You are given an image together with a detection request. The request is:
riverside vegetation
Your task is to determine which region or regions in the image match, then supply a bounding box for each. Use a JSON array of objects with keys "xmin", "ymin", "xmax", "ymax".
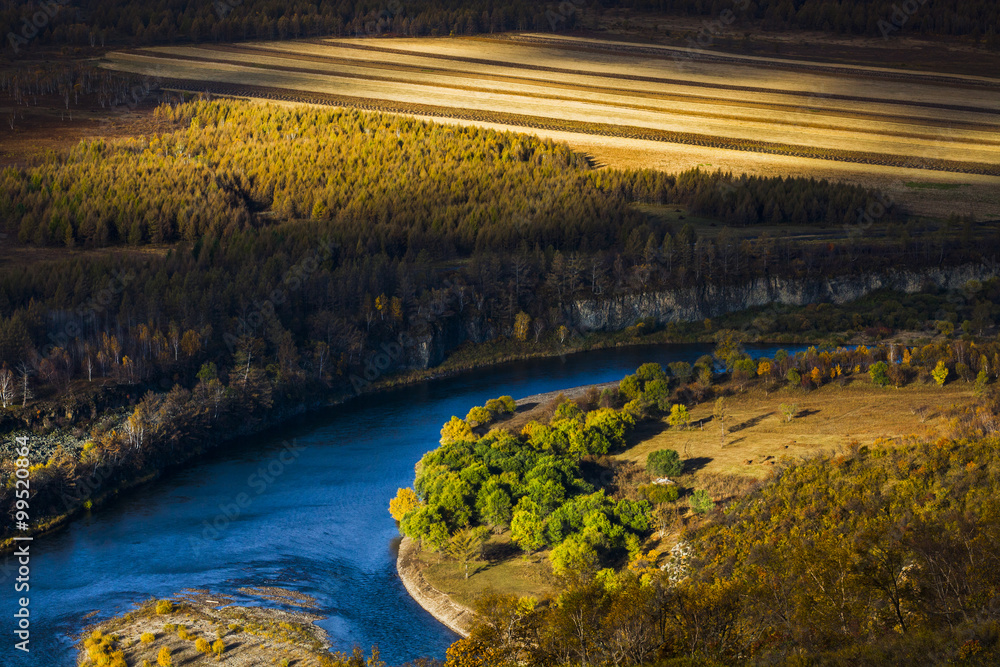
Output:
[
  {"xmin": 75, "ymin": 594, "xmax": 379, "ymax": 667},
  {"xmin": 5, "ymin": 98, "xmax": 994, "ymax": 545},
  {"xmin": 395, "ymin": 333, "xmax": 1000, "ymax": 665}
]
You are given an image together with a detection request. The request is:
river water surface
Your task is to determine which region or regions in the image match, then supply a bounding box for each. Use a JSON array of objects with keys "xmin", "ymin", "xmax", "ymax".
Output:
[{"xmin": 7, "ymin": 343, "xmax": 797, "ymax": 666}]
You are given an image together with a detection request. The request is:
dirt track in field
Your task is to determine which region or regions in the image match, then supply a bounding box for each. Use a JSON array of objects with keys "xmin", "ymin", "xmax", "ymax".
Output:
[{"xmin": 99, "ymin": 34, "xmax": 1000, "ymax": 217}]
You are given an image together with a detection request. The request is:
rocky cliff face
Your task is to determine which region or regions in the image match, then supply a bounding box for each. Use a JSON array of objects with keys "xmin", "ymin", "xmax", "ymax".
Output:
[
  {"xmin": 570, "ymin": 263, "xmax": 997, "ymax": 332},
  {"xmin": 395, "ymin": 263, "xmax": 997, "ymax": 369}
]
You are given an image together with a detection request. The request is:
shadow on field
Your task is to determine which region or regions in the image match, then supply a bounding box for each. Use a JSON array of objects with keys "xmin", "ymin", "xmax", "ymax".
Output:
[
  {"xmin": 730, "ymin": 411, "xmax": 774, "ymax": 433},
  {"xmin": 683, "ymin": 457, "xmax": 712, "ymax": 474}
]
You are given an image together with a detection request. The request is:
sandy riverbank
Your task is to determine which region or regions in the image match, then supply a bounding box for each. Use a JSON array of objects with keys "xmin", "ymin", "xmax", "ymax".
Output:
[
  {"xmin": 396, "ymin": 536, "xmax": 474, "ymax": 638},
  {"xmin": 77, "ymin": 588, "xmax": 333, "ymax": 666}
]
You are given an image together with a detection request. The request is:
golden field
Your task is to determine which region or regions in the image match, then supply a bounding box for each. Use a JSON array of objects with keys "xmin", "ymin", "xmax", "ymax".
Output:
[{"xmin": 100, "ymin": 33, "xmax": 1000, "ymax": 217}]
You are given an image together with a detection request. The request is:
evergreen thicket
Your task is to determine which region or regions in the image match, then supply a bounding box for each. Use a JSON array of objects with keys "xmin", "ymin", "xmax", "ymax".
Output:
[{"xmin": 2, "ymin": 0, "xmax": 996, "ymax": 52}]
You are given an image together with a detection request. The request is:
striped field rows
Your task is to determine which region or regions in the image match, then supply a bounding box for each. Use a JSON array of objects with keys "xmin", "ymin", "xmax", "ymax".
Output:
[{"xmin": 101, "ymin": 34, "xmax": 1000, "ymax": 176}]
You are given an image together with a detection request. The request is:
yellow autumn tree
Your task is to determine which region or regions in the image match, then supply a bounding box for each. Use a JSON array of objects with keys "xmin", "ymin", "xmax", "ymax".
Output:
[
  {"xmin": 440, "ymin": 416, "xmax": 473, "ymax": 444},
  {"xmin": 513, "ymin": 312, "xmax": 531, "ymax": 341},
  {"xmin": 389, "ymin": 487, "xmax": 421, "ymax": 522}
]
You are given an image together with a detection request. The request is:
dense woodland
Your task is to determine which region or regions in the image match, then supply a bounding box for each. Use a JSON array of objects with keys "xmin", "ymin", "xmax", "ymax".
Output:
[
  {"xmin": 2, "ymin": 0, "xmax": 998, "ymax": 54},
  {"xmin": 0, "ymin": 100, "xmax": 903, "ymax": 250},
  {"xmin": 435, "ymin": 344, "xmax": 1000, "ymax": 666},
  {"xmin": 391, "ymin": 393, "xmax": 650, "ymax": 573},
  {"xmin": 0, "ymin": 99, "xmax": 996, "ymax": 540},
  {"xmin": 0, "ymin": 98, "xmax": 948, "ymax": 398}
]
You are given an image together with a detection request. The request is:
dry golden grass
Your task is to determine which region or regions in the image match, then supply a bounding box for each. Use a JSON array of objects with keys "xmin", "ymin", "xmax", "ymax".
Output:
[
  {"xmin": 619, "ymin": 378, "xmax": 974, "ymax": 481},
  {"xmin": 419, "ymin": 379, "xmax": 978, "ymax": 604}
]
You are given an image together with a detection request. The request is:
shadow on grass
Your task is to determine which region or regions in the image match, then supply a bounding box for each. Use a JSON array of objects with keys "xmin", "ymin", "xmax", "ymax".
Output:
[
  {"xmin": 482, "ymin": 539, "xmax": 521, "ymax": 564},
  {"xmin": 626, "ymin": 418, "xmax": 668, "ymax": 446},
  {"xmin": 683, "ymin": 456, "xmax": 712, "ymax": 474},
  {"xmin": 730, "ymin": 411, "xmax": 774, "ymax": 433}
]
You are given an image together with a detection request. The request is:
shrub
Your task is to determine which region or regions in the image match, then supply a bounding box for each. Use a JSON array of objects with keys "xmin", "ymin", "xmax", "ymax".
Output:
[
  {"xmin": 195, "ymin": 637, "xmax": 211, "ymax": 653},
  {"xmin": 176, "ymin": 626, "xmax": 189, "ymax": 640},
  {"xmin": 932, "ymin": 360, "xmax": 949, "ymax": 386},
  {"xmin": 465, "ymin": 405, "xmax": 493, "ymax": 428},
  {"xmin": 975, "ymin": 369, "xmax": 989, "ymax": 395},
  {"xmin": 636, "ymin": 362, "xmax": 666, "ymax": 383},
  {"xmin": 690, "ymin": 489, "xmax": 715, "ymax": 514},
  {"xmin": 780, "ymin": 403, "xmax": 798, "ymax": 422},
  {"xmin": 668, "ymin": 361, "xmax": 693, "ymax": 384},
  {"xmin": 667, "ymin": 404, "xmax": 691, "ymax": 429},
  {"xmin": 212, "ymin": 638, "xmax": 226, "ymax": 658},
  {"xmin": 640, "ymin": 483, "xmax": 679, "ymax": 504},
  {"xmin": 619, "ymin": 374, "xmax": 642, "ymax": 401},
  {"xmin": 388, "ymin": 487, "xmax": 421, "ymax": 522},
  {"xmin": 647, "ymin": 449, "xmax": 683, "ymax": 477},
  {"xmin": 786, "ymin": 368, "xmax": 801, "ymax": 386},
  {"xmin": 869, "ymin": 361, "xmax": 890, "ymax": 387},
  {"xmin": 157, "ymin": 646, "xmax": 173, "ymax": 667},
  {"xmin": 485, "ymin": 396, "xmax": 516, "ymax": 416},
  {"xmin": 140, "ymin": 632, "xmax": 155, "ymax": 644},
  {"xmin": 440, "ymin": 416, "xmax": 473, "ymax": 444},
  {"xmin": 549, "ymin": 534, "xmax": 599, "ymax": 577},
  {"xmin": 553, "ymin": 400, "xmax": 582, "ymax": 422},
  {"xmin": 154, "ymin": 600, "xmax": 173, "ymax": 615},
  {"xmin": 162, "ymin": 624, "xmax": 176, "ymax": 633}
]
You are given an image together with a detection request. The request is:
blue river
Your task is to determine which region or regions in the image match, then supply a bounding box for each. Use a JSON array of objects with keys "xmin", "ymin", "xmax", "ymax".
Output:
[{"xmin": 4, "ymin": 342, "xmax": 799, "ymax": 665}]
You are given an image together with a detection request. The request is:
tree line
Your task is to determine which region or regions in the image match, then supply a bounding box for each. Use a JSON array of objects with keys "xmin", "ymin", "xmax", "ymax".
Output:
[{"xmin": 2, "ymin": 0, "xmax": 997, "ymax": 55}]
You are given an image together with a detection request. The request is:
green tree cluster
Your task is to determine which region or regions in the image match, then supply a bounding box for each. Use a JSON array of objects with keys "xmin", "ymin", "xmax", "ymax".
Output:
[{"xmin": 393, "ymin": 394, "xmax": 649, "ymax": 571}]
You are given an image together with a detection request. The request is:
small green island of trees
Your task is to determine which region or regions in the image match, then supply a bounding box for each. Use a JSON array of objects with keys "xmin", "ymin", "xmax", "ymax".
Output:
[{"xmin": 391, "ymin": 390, "xmax": 654, "ymax": 576}]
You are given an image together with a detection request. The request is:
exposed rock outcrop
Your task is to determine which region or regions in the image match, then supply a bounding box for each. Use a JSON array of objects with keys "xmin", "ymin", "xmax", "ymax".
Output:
[{"xmin": 570, "ymin": 263, "xmax": 996, "ymax": 332}]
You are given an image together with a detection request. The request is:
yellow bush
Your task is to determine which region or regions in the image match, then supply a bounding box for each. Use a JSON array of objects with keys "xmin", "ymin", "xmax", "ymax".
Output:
[
  {"xmin": 157, "ymin": 646, "xmax": 173, "ymax": 667},
  {"xmin": 140, "ymin": 632, "xmax": 155, "ymax": 643},
  {"xmin": 388, "ymin": 487, "xmax": 420, "ymax": 521},
  {"xmin": 154, "ymin": 599, "xmax": 173, "ymax": 615},
  {"xmin": 195, "ymin": 637, "xmax": 211, "ymax": 653},
  {"xmin": 212, "ymin": 638, "xmax": 226, "ymax": 658}
]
